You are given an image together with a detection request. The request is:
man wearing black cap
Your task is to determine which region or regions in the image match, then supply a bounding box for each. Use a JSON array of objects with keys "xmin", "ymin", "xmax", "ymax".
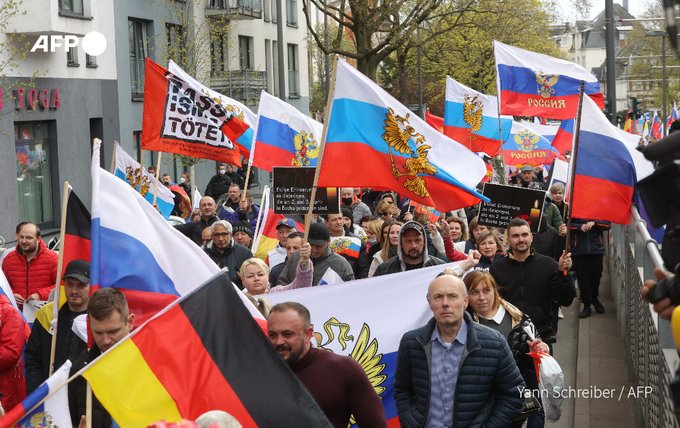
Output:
[
  {"xmin": 25, "ymin": 259, "xmax": 90, "ymax": 393},
  {"xmin": 232, "ymin": 221, "xmax": 253, "ymax": 249},
  {"xmin": 277, "ymin": 223, "xmax": 355, "ymax": 287}
]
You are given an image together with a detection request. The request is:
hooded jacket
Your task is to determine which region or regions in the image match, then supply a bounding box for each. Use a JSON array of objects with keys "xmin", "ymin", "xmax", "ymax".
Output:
[
  {"xmin": 373, "ymin": 221, "xmax": 446, "ymax": 277},
  {"xmin": 2, "ymin": 239, "xmax": 58, "ymax": 301}
]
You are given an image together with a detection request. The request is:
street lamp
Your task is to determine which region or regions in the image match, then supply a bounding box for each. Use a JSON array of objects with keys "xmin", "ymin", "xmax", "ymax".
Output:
[{"xmin": 646, "ymin": 30, "xmax": 667, "ymax": 136}]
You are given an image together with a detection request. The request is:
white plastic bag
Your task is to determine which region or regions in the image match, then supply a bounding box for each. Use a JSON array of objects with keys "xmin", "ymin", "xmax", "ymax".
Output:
[{"xmin": 536, "ymin": 353, "xmax": 565, "ymax": 422}]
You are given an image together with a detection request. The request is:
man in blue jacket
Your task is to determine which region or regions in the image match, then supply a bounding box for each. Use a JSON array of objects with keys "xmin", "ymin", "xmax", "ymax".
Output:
[{"xmin": 394, "ymin": 269, "xmax": 524, "ymax": 427}]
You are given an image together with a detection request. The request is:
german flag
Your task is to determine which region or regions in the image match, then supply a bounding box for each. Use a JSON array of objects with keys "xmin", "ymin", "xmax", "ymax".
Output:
[
  {"xmin": 81, "ymin": 272, "xmax": 331, "ymax": 428},
  {"xmin": 62, "ymin": 189, "xmax": 91, "ymax": 275}
]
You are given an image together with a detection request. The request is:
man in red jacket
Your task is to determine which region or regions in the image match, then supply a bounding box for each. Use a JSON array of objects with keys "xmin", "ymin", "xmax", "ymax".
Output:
[
  {"xmin": 1, "ymin": 223, "xmax": 57, "ymax": 307},
  {"xmin": 0, "ymin": 293, "xmax": 26, "ymax": 411}
]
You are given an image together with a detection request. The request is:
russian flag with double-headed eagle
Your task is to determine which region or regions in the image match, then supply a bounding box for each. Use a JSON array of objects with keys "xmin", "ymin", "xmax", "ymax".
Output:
[
  {"xmin": 319, "ymin": 60, "xmax": 488, "ymax": 212},
  {"xmin": 503, "ymin": 121, "xmax": 560, "ymax": 166},
  {"xmin": 444, "ymin": 76, "xmax": 512, "ymax": 155},
  {"xmin": 494, "ymin": 40, "xmax": 604, "ymax": 119}
]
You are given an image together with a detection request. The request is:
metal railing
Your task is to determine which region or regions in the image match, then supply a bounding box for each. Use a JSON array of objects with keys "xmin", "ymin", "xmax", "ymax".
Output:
[
  {"xmin": 609, "ymin": 207, "xmax": 679, "ymax": 427},
  {"xmin": 210, "ymin": 70, "xmax": 266, "ymax": 106}
]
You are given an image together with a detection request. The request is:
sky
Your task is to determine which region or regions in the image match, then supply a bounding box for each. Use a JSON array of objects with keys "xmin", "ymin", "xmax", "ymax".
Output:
[{"xmin": 554, "ymin": 0, "xmax": 651, "ymax": 23}]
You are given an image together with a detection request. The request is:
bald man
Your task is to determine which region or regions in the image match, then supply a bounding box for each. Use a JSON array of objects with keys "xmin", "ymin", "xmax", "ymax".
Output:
[
  {"xmin": 394, "ymin": 270, "xmax": 524, "ymax": 428},
  {"xmin": 174, "ymin": 196, "xmax": 219, "ymax": 246}
]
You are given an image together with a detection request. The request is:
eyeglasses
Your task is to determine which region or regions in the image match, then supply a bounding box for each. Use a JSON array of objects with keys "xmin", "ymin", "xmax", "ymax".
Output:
[{"xmin": 213, "ymin": 232, "xmax": 232, "ymax": 238}]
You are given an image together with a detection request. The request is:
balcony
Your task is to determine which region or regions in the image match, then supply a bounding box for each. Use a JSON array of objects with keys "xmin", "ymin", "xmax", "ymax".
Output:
[
  {"xmin": 206, "ymin": 0, "xmax": 262, "ymax": 20},
  {"xmin": 210, "ymin": 70, "xmax": 267, "ymax": 106}
]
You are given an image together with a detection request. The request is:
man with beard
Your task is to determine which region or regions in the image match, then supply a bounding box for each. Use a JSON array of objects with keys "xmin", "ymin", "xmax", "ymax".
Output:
[
  {"xmin": 373, "ymin": 221, "xmax": 479, "ymax": 277},
  {"xmin": 490, "ymin": 218, "xmax": 575, "ymax": 349},
  {"xmin": 267, "ymin": 302, "xmax": 386, "ymax": 428},
  {"xmin": 2, "ymin": 222, "xmax": 58, "ymax": 306}
]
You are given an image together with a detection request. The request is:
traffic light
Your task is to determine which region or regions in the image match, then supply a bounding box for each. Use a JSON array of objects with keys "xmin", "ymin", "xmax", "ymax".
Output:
[
  {"xmin": 628, "ymin": 97, "xmax": 644, "ymax": 119},
  {"xmin": 603, "ymin": 99, "xmax": 612, "ymax": 120}
]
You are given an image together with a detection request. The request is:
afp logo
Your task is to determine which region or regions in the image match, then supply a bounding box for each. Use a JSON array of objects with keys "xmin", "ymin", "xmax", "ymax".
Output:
[{"xmin": 30, "ymin": 31, "xmax": 107, "ymax": 56}]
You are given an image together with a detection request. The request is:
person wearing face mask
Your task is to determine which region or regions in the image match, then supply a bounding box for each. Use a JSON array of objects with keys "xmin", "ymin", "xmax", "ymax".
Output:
[
  {"xmin": 204, "ymin": 164, "xmax": 232, "ymax": 199},
  {"xmin": 178, "ymin": 172, "xmax": 191, "ymax": 196},
  {"xmin": 339, "ymin": 187, "xmax": 371, "ymax": 225}
]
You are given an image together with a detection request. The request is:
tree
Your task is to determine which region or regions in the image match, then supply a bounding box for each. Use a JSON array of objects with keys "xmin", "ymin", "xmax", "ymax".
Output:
[{"xmin": 303, "ymin": 0, "xmax": 480, "ymax": 80}]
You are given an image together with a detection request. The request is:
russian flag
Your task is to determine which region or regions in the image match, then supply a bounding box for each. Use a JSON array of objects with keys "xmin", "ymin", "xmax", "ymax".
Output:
[
  {"xmin": 169, "ymin": 60, "xmax": 256, "ymax": 158},
  {"xmin": 320, "ymin": 60, "xmax": 489, "ymax": 212},
  {"xmin": 444, "ymin": 76, "xmax": 512, "ymax": 155},
  {"xmin": 91, "ymin": 140, "xmax": 265, "ymax": 326},
  {"xmin": 667, "ymin": 101, "xmax": 679, "ymax": 129},
  {"xmin": 251, "ymin": 91, "xmax": 324, "ymax": 171},
  {"xmin": 552, "ymin": 119, "xmax": 574, "ymax": 155},
  {"xmin": 113, "ymin": 142, "xmax": 175, "ymax": 219},
  {"xmin": 330, "ymin": 236, "xmax": 361, "ymax": 259},
  {"xmin": 521, "ymin": 121, "xmax": 560, "ymax": 143},
  {"xmin": 425, "ymin": 109, "xmax": 444, "ymax": 133},
  {"xmin": 494, "ymin": 40, "xmax": 604, "ymax": 119},
  {"xmin": 266, "ymin": 262, "xmax": 469, "ymax": 427},
  {"xmin": 572, "ymin": 95, "xmax": 655, "ymax": 224},
  {"xmin": 1, "ymin": 361, "xmax": 72, "ymax": 427},
  {"xmin": 503, "ymin": 121, "xmax": 560, "ymax": 166},
  {"xmin": 652, "ymin": 110, "xmax": 662, "ymax": 139}
]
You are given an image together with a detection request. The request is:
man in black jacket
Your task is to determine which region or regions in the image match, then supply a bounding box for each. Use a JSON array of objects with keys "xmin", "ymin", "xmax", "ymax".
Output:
[
  {"xmin": 204, "ymin": 220, "xmax": 253, "ymax": 288},
  {"xmin": 204, "ymin": 164, "xmax": 231, "ymax": 199},
  {"xmin": 394, "ymin": 271, "xmax": 524, "ymax": 427},
  {"xmin": 25, "ymin": 259, "xmax": 90, "ymax": 393},
  {"xmin": 175, "ymin": 196, "xmax": 219, "ymax": 245},
  {"xmin": 69, "ymin": 288, "xmax": 134, "ymax": 427},
  {"xmin": 490, "ymin": 219, "xmax": 575, "ymax": 344}
]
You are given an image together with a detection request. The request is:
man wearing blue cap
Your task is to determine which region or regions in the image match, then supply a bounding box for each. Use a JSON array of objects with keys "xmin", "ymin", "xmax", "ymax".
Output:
[{"xmin": 267, "ymin": 218, "xmax": 298, "ymax": 269}]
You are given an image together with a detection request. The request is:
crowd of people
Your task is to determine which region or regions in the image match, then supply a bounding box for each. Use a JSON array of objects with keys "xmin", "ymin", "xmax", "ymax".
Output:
[{"xmin": 0, "ymin": 162, "xmax": 613, "ymax": 427}]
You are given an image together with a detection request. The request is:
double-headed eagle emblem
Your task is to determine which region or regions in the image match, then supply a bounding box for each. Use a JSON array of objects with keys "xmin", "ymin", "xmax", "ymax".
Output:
[
  {"xmin": 514, "ymin": 129, "xmax": 540, "ymax": 152},
  {"xmin": 382, "ymin": 107, "xmax": 437, "ymax": 198},
  {"xmin": 291, "ymin": 130, "xmax": 319, "ymax": 166},
  {"xmin": 535, "ymin": 72, "xmax": 559, "ymax": 98},
  {"xmin": 19, "ymin": 411, "xmax": 55, "ymax": 428},
  {"xmin": 314, "ymin": 317, "xmax": 387, "ymax": 417},
  {"xmin": 463, "ymin": 94, "xmax": 483, "ymax": 140},
  {"xmin": 125, "ymin": 166, "xmax": 151, "ymax": 196}
]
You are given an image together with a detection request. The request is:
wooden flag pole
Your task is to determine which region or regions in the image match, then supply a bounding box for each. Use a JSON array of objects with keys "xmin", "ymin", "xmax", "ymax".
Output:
[
  {"xmin": 563, "ymin": 81, "xmax": 586, "ymax": 274},
  {"xmin": 85, "ymin": 382, "xmax": 93, "ymax": 428},
  {"xmin": 109, "ymin": 140, "xmax": 118, "ymax": 174},
  {"xmin": 152, "ymin": 152, "xmax": 163, "ymax": 208},
  {"xmin": 251, "ymin": 188, "xmax": 268, "ymax": 253},
  {"xmin": 304, "ymin": 55, "xmax": 339, "ymax": 241},
  {"xmin": 48, "ymin": 181, "xmax": 70, "ymax": 377}
]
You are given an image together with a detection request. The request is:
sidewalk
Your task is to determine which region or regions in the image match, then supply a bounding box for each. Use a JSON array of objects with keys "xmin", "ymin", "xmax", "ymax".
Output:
[{"xmin": 550, "ymin": 261, "xmax": 636, "ymax": 427}]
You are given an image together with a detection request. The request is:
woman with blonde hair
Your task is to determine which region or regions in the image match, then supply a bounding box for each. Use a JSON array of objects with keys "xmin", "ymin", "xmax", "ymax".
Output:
[
  {"xmin": 463, "ymin": 270, "xmax": 549, "ymax": 427},
  {"xmin": 368, "ymin": 221, "xmax": 403, "ymax": 277}
]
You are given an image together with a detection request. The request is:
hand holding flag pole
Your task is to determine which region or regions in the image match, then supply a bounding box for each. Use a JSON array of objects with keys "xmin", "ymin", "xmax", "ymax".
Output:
[
  {"xmin": 563, "ymin": 81, "xmax": 585, "ymax": 276},
  {"xmin": 304, "ymin": 55, "xmax": 338, "ymax": 240}
]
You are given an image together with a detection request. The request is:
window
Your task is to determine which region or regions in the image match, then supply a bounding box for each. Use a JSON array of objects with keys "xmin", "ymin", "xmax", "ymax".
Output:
[
  {"xmin": 86, "ymin": 53, "xmax": 97, "ymax": 68},
  {"xmin": 60, "ymin": 0, "xmax": 83, "ymax": 15},
  {"xmin": 263, "ymin": 0, "xmax": 270, "ymax": 21},
  {"xmin": 211, "ymin": 34, "xmax": 228, "ymax": 76},
  {"xmin": 287, "ymin": 43, "xmax": 299, "ymax": 97},
  {"xmin": 286, "ymin": 0, "xmax": 297, "ymax": 26},
  {"xmin": 265, "ymin": 39, "xmax": 272, "ymax": 92},
  {"xmin": 166, "ymin": 23, "xmax": 186, "ymax": 66},
  {"xmin": 272, "ymin": 0, "xmax": 277, "ymax": 23},
  {"xmin": 67, "ymin": 45, "xmax": 79, "ymax": 67},
  {"xmin": 129, "ymin": 19, "xmax": 149, "ymax": 99},
  {"xmin": 239, "ymin": 36, "xmax": 254, "ymax": 70},
  {"xmin": 15, "ymin": 122, "xmax": 54, "ymax": 226},
  {"xmin": 273, "ymin": 40, "xmax": 279, "ymax": 96}
]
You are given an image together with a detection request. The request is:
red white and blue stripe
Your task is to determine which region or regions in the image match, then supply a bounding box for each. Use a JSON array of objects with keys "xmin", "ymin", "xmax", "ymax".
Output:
[
  {"xmin": 91, "ymin": 141, "xmax": 265, "ymax": 325},
  {"xmin": 168, "ymin": 60, "xmax": 256, "ymax": 158},
  {"xmin": 494, "ymin": 40, "xmax": 603, "ymax": 119},
  {"xmin": 320, "ymin": 60, "xmax": 488, "ymax": 212},
  {"xmin": 572, "ymin": 95, "xmax": 655, "ymax": 224},
  {"xmin": 503, "ymin": 121, "xmax": 560, "ymax": 166},
  {"xmin": 251, "ymin": 91, "xmax": 324, "ymax": 171},
  {"xmin": 444, "ymin": 77, "xmax": 512, "ymax": 155},
  {"xmin": 1, "ymin": 361, "xmax": 72, "ymax": 427},
  {"xmin": 552, "ymin": 119, "xmax": 575, "ymax": 155}
]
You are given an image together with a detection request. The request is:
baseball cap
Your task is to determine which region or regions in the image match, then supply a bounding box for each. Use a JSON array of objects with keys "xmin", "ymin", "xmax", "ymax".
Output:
[
  {"xmin": 63, "ymin": 259, "xmax": 90, "ymax": 284},
  {"xmin": 276, "ymin": 218, "xmax": 297, "ymax": 230},
  {"xmin": 520, "ymin": 165, "xmax": 534, "ymax": 173},
  {"xmin": 308, "ymin": 223, "xmax": 330, "ymax": 246}
]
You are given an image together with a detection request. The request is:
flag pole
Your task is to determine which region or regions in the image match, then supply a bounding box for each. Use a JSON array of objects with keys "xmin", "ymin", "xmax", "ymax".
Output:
[
  {"xmin": 152, "ymin": 152, "xmax": 163, "ymax": 208},
  {"xmin": 85, "ymin": 382, "xmax": 93, "ymax": 428},
  {"xmin": 109, "ymin": 141, "xmax": 118, "ymax": 174},
  {"xmin": 303, "ymin": 55, "xmax": 338, "ymax": 240},
  {"xmin": 251, "ymin": 187, "xmax": 268, "ymax": 253},
  {"xmin": 48, "ymin": 181, "xmax": 70, "ymax": 377},
  {"xmin": 563, "ymin": 81, "xmax": 585, "ymax": 273}
]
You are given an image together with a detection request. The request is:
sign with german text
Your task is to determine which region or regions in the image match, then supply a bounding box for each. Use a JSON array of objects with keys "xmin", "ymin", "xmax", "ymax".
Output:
[
  {"xmin": 478, "ymin": 183, "xmax": 544, "ymax": 233},
  {"xmin": 273, "ymin": 167, "xmax": 339, "ymax": 215}
]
